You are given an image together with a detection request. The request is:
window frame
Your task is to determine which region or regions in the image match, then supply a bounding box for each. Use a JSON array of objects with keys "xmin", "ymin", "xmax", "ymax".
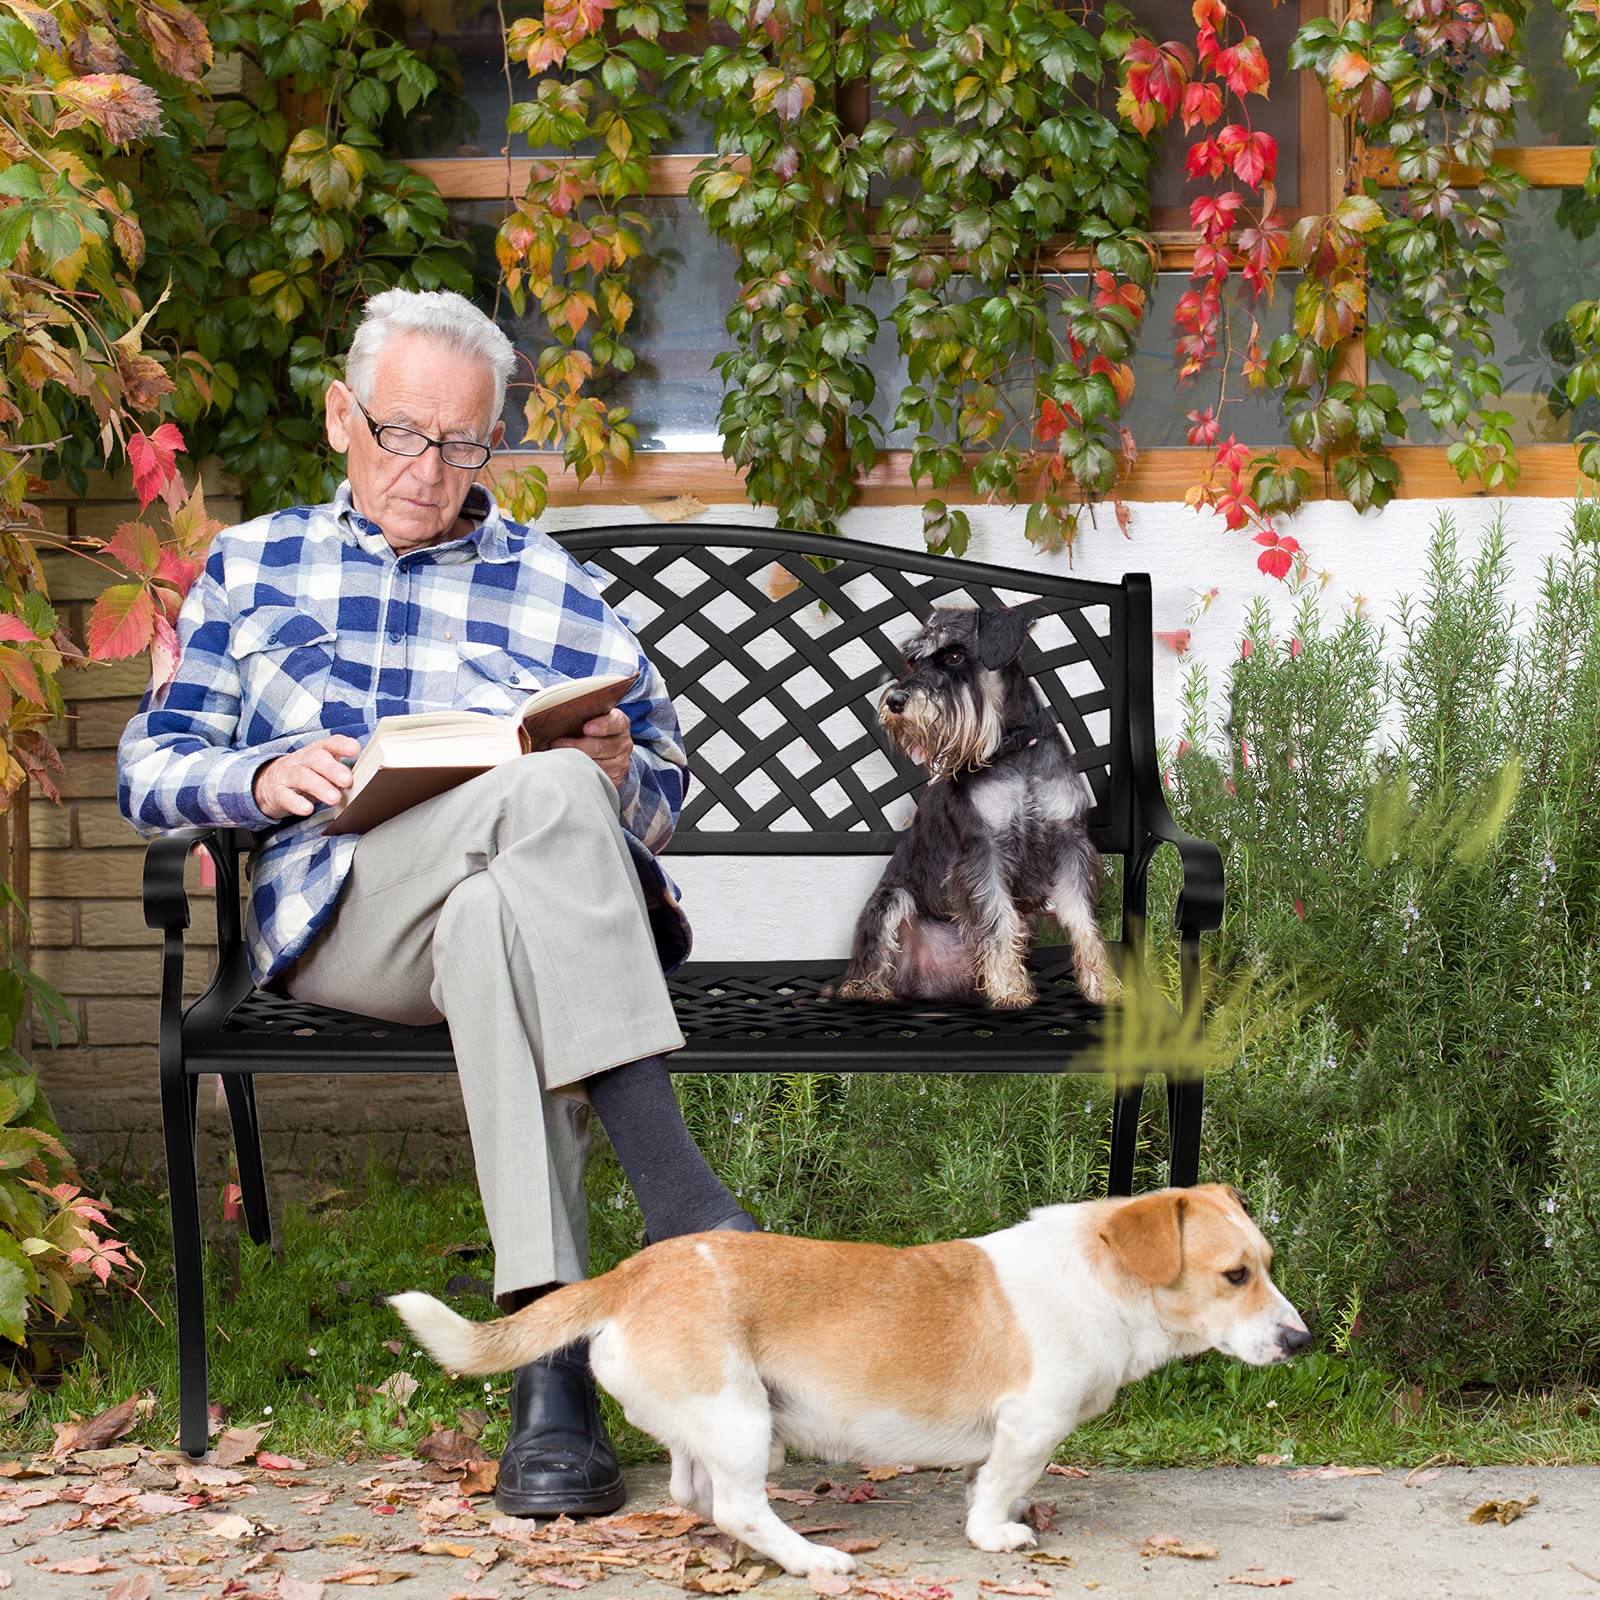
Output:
[{"xmin": 405, "ymin": 6, "xmax": 1591, "ymax": 506}]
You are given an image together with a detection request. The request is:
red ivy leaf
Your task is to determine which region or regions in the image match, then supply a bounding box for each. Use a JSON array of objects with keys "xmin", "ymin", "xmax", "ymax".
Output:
[
  {"xmin": 1155, "ymin": 629, "xmax": 1192, "ymax": 657},
  {"xmin": 0, "ymin": 613, "xmax": 41, "ymax": 645},
  {"xmin": 1233, "ymin": 130, "xmax": 1278, "ymax": 188},
  {"xmin": 150, "ymin": 610, "xmax": 181, "ymax": 694},
  {"xmin": 1217, "ymin": 36, "xmax": 1270, "ymax": 96},
  {"xmin": 86, "ymin": 582, "xmax": 158, "ymax": 661},
  {"xmin": 105, "ymin": 519, "xmax": 163, "ymax": 579},
  {"xmin": 127, "ymin": 423, "xmax": 185, "ymax": 510},
  {"xmin": 1181, "ymin": 80, "xmax": 1224, "ymax": 130}
]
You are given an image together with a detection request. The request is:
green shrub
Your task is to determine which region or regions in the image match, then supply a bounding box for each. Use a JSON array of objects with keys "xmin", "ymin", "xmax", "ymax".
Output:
[{"xmin": 1165, "ymin": 508, "xmax": 1600, "ymax": 1384}]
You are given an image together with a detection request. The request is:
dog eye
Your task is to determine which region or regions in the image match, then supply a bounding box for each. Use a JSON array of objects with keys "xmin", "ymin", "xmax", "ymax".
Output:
[
  {"xmin": 1223, "ymin": 1266, "xmax": 1250, "ymax": 1286},
  {"xmin": 943, "ymin": 648, "xmax": 965, "ymax": 665}
]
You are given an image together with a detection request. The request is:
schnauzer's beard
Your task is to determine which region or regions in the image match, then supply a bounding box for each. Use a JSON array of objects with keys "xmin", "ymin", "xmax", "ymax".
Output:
[{"xmin": 880, "ymin": 673, "xmax": 1006, "ymax": 779}]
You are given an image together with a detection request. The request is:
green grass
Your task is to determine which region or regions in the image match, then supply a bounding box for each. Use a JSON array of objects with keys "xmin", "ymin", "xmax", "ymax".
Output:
[{"xmin": 6, "ymin": 1151, "xmax": 1598, "ymax": 1468}]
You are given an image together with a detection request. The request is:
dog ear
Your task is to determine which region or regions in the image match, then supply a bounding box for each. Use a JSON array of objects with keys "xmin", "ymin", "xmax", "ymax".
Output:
[
  {"xmin": 975, "ymin": 604, "xmax": 1038, "ymax": 670},
  {"xmin": 1099, "ymin": 1191, "xmax": 1187, "ymax": 1286}
]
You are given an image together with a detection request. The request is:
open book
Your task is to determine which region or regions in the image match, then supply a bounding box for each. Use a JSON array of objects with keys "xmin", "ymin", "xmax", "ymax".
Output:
[{"xmin": 324, "ymin": 670, "xmax": 639, "ymax": 836}]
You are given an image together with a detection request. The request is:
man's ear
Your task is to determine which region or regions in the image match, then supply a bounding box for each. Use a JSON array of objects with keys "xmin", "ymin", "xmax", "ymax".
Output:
[
  {"xmin": 325, "ymin": 380, "xmax": 353, "ymax": 454},
  {"xmin": 1099, "ymin": 1191, "xmax": 1187, "ymax": 1286},
  {"xmin": 975, "ymin": 604, "xmax": 1037, "ymax": 670}
]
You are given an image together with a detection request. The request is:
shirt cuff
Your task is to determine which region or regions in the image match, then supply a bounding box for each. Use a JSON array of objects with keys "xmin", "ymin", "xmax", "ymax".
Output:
[{"xmin": 206, "ymin": 749, "xmax": 281, "ymax": 831}]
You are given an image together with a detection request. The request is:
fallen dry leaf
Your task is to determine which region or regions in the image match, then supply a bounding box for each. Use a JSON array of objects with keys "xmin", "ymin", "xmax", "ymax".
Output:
[
  {"xmin": 199, "ymin": 1511, "xmax": 259, "ymax": 1540},
  {"xmin": 1404, "ymin": 1468, "xmax": 1443, "ymax": 1488},
  {"xmin": 1285, "ymin": 1465, "xmax": 1382, "ymax": 1482},
  {"xmin": 457, "ymin": 1460, "xmax": 498, "ymax": 1498},
  {"xmin": 1027, "ymin": 1553, "xmax": 1077, "ymax": 1568},
  {"xmin": 531, "ymin": 1569, "xmax": 593, "ymax": 1590},
  {"xmin": 278, "ymin": 1577, "xmax": 327, "ymax": 1600},
  {"xmin": 108, "ymin": 1577, "xmax": 155, "ymax": 1600},
  {"xmin": 979, "ymin": 1583, "xmax": 1052, "ymax": 1596},
  {"xmin": 644, "ymin": 495, "xmax": 710, "ymax": 523},
  {"xmin": 422, "ymin": 1541, "xmax": 479, "ymax": 1559},
  {"xmin": 1255, "ymin": 1453, "xmax": 1289, "ymax": 1466},
  {"xmin": 417, "ymin": 1428, "xmax": 492, "ymax": 1468},
  {"xmin": 596, "ymin": 1509, "xmax": 701, "ymax": 1538},
  {"xmin": 809, "ymin": 1576, "xmax": 851, "ymax": 1597},
  {"xmin": 1227, "ymin": 1576, "xmax": 1294, "ymax": 1587},
  {"xmin": 258, "ymin": 1452, "xmax": 308, "ymax": 1472},
  {"xmin": 40, "ymin": 1555, "xmax": 121, "ymax": 1573},
  {"xmin": 323, "ymin": 1566, "xmax": 415, "ymax": 1585},
  {"xmin": 377, "ymin": 1373, "xmax": 420, "ymax": 1409},
  {"xmin": 213, "ymin": 1422, "xmax": 272, "ymax": 1468},
  {"xmin": 1044, "ymin": 1464, "xmax": 1089, "ymax": 1479},
  {"xmin": 768, "ymin": 1487, "xmax": 820, "ymax": 1505},
  {"xmin": 1023, "ymin": 1500, "xmax": 1057, "ymax": 1534},
  {"xmin": 827, "ymin": 1537, "xmax": 882, "ymax": 1555},
  {"xmin": 133, "ymin": 1492, "xmax": 194, "ymax": 1515},
  {"xmin": 50, "ymin": 1395, "xmax": 139, "ymax": 1459},
  {"xmin": 1141, "ymin": 1534, "xmax": 1219, "ymax": 1560},
  {"xmin": 1469, "ymin": 1492, "xmax": 1539, "ymax": 1526},
  {"xmin": 861, "ymin": 1463, "xmax": 917, "ymax": 1482},
  {"xmin": 446, "ymin": 1589, "xmax": 500, "ymax": 1600}
]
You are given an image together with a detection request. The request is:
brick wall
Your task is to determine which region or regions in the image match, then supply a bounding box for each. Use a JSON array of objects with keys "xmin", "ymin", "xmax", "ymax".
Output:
[{"xmin": 30, "ymin": 469, "xmax": 471, "ymax": 1185}]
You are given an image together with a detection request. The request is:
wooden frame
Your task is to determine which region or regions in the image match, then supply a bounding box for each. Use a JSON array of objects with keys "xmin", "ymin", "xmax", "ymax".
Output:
[{"xmin": 407, "ymin": 5, "xmax": 1593, "ymax": 505}]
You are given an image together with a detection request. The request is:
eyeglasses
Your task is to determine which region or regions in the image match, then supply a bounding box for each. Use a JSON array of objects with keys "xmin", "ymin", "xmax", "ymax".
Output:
[{"xmin": 351, "ymin": 395, "xmax": 493, "ymax": 470}]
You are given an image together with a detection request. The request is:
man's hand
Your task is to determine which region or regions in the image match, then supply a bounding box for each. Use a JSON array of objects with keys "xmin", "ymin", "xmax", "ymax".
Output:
[
  {"xmin": 254, "ymin": 735, "xmax": 362, "ymax": 820},
  {"xmin": 551, "ymin": 708, "xmax": 633, "ymax": 790}
]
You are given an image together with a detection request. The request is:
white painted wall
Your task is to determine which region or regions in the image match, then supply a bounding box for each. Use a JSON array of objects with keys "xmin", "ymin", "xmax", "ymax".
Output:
[{"xmin": 536, "ymin": 496, "xmax": 1580, "ymax": 960}]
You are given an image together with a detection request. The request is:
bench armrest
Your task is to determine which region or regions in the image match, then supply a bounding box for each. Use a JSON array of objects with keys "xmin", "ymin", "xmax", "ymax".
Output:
[
  {"xmin": 143, "ymin": 827, "xmax": 255, "ymax": 936},
  {"xmin": 1136, "ymin": 780, "xmax": 1225, "ymax": 937}
]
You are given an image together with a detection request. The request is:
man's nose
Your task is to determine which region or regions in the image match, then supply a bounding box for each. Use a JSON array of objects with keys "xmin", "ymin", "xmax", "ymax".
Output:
[{"xmin": 885, "ymin": 689, "xmax": 909, "ymax": 713}]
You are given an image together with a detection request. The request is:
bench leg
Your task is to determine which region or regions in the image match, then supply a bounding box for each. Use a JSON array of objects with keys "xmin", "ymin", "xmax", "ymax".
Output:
[
  {"xmin": 1166, "ymin": 1076, "xmax": 1203, "ymax": 1189},
  {"xmin": 1108, "ymin": 1079, "xmax": 1142, "ymax": 1197},
  {"xmin": 160, "ymin": 1061, "xmax": 209, "ymax": 1459},
  {"xmin": 1166, "ymin": 930, "xmax": 1205, "ymax": 1188},
  {"xmin": 221, "ymin": 1074, "xmax": 272, "ymax": 1247}
]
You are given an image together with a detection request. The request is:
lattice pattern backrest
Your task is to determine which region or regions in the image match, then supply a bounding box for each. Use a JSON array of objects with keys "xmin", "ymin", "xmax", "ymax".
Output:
[{"xmin": 559, "ymin": 528, "xmax": 1133, "ymax": 855}]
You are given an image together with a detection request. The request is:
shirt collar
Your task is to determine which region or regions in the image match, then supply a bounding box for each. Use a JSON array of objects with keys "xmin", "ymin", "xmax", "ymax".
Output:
[{"xmin": 332, "ymin": 480, "xmax": 515, "ymax": 563}]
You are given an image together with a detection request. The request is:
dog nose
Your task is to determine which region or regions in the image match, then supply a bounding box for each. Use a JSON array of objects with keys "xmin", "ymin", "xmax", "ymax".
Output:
[
  {"xmin": 1279, "ymin": 1324, "xmax": 1312, "ymax": 1357},
  {"xmin": 885, "ymin": 689, "xmax": 909, "ymax": 713}
]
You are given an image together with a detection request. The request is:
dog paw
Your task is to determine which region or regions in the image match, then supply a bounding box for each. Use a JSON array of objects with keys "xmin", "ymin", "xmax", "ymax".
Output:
[
  {"xmin": 837, "ymin": 977, "xmax": 893, "ymax": 1002},
  {"xmin": 967, "ymin": 1520, "xmax": 1038, "ymax": 1553},
  {"xmin": 795, "ymin": 1545, "xmax": 857, "ymax": 1578},
  {"xmin": 1078, "ymin": 967, "xmax": 1121, "ymax": 1005},
  {"xmin": 987, "ymin": 982, "xmax": 1037, "ymax": 1010}
]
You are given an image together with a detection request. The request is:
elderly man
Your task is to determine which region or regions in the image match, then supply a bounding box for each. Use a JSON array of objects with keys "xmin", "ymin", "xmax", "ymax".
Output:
[{"xmin": 119, "ymin": 288, "xmax": 753, "ymax": 1517}]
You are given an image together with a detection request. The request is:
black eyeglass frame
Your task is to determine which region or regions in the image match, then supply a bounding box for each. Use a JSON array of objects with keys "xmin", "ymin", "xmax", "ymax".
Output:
[{"xmin": 350, "ymin": 395, "xmax": 494, "ymax": 470}]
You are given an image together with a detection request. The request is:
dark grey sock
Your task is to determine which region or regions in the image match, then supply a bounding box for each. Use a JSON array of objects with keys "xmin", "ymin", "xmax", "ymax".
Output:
[{"xmin": 584, "ymin": 1054, "xmax": 746, "ymax": 1241}]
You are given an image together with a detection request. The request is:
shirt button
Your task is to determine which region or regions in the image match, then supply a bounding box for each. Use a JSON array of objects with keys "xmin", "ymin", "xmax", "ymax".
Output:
[{"xmin": 388, "ymin": 629, "xmax": 402, "ymax": 643}]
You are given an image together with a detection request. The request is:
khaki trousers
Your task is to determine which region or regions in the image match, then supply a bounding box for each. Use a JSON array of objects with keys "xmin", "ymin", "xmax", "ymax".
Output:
[{"xmin": 284, "ymin": 750, "xmax": 686, "ymax": 1296}]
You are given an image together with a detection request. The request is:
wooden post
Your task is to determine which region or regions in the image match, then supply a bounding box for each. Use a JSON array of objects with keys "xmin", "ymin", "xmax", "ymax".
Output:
[{"xmin": 1, "ymin": 790, "xmax": 31, "ymax": 1059}]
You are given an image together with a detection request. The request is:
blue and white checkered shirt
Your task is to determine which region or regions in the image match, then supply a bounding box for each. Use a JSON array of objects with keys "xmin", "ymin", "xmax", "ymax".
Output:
[{"xmin": 118, "ymin": 482, "xmax": 691, "ymax": 986}]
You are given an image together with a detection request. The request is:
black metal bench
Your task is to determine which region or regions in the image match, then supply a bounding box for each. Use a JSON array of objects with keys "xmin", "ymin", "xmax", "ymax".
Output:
[{"xmin": 143, "ymin": 526, "xmax": 1223, "ymax": 1457}]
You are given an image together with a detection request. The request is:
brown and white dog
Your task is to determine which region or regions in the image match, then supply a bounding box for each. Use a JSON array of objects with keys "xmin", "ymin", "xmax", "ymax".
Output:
[{"xmin": 392, "ymin": 1185, "xmax": 1309, "ymax": 1577}]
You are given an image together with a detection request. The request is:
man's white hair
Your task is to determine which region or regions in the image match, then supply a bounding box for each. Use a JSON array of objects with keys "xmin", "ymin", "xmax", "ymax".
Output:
[{"xmin": 345, "ymin": 289, "xmax": 517, "ymax": 435}]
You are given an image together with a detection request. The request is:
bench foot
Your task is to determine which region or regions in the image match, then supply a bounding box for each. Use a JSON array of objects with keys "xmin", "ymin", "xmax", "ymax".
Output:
[{"xmin": 160, "ymin": 1064, "xmax": 209, "ymax": 1459}]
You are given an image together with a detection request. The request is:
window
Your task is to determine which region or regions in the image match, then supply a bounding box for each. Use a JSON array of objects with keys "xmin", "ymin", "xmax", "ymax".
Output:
[{"xmin": 401, "ymin": 0, "xmax": 1587, "ymax": 501}]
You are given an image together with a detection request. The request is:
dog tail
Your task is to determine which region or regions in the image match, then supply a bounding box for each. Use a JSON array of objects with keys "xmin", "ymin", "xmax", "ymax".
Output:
[{"xmin": 389, "ymin": 1277, "xmax": 620, "ymax": 1377}]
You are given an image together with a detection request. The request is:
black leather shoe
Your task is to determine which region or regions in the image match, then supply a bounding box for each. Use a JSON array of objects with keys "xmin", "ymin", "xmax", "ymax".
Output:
[{"xmin": 494, "ymin": 1340, "xmax": 625, "ymax": 1518}]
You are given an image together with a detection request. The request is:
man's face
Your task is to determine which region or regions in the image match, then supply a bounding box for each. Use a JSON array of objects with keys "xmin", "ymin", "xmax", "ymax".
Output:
[{"xmin": 325, "ymin": 331, "xmax": 507, "ymax": 553}]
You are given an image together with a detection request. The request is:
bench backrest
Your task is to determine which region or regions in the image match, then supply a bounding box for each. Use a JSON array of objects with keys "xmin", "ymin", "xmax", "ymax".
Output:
[{"xmin": 559, "ymin": 526, "xmax": 1157, "ymax": 861}]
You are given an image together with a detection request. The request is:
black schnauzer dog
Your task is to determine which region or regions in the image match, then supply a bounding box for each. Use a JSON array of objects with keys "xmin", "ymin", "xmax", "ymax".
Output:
[{"xmin": 836, "ymin": 604, "xmax": 1115, "ymax": 1009}]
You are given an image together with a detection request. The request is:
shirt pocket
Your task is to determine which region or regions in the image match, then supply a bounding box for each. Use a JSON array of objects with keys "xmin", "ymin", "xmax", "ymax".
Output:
[
  {"xmin": 454, "ymin": 640, "xmax": 548, "ymax": 714},
  {"xmin": 231, "ymin": 607, "xmax": 337, "ymax": 740}
]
